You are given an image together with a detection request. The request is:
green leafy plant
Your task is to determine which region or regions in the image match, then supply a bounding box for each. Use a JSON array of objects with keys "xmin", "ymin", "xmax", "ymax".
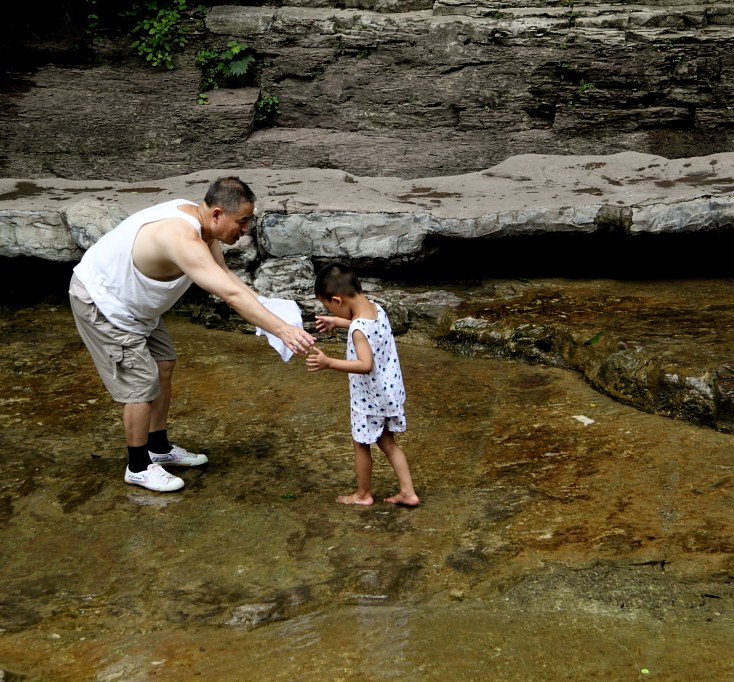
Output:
[
  {"xmin": 578, "ymin": 80, "xmax": 596, "ymax": 94},
  {"xmin": 130, "ymin": 0, "xmax": 190, "ymax": 70},
  {"xmin": 583, "ymin": 331, "xmax": 605, "ymax": 346},
  {"xmin": 562, "ymin": 0, "xmax": 578, "ymax": 27},
  {"xmin": 556, "ymin": 61, "xmax": 572, "ymax": 80},
  {"xmin": 254, "ymin": 94, "xmax": 281, "ymax": 128},
  {"xmin": 195, "ymin": 40, "xmax": 256, "ymax": 93},
  {"xmin": 85, "ymin": 0, "xmax": 100, "ymax": 33},
  {"xmin": 75, "ymin": 0, "xmax": 103, "ymax": 48}
]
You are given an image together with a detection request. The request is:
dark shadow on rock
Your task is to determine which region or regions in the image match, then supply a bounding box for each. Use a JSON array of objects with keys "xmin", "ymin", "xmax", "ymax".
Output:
[
  {"xmin": 379, "ymin": 231, "xmax": 734, "ymax": 283},
  {"xmin": 0, "ymin": 257, "xmax": 76, "ymax": 307}
]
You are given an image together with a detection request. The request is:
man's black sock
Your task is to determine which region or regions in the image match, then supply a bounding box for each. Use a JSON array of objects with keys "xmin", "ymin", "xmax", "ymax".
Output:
[
  {"xmin": 127, "ymin": 444, "xmax": 152, "ymax": 473},
  {"xmin": 148, "ymin": 429, "xmax": 172, "ymax": 454}
]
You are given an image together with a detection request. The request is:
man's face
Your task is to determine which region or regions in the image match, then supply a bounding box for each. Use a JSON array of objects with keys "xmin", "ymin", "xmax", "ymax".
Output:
[{"xmin": 214, "ymin": 202, "xmax": 255, "ymax": 245}]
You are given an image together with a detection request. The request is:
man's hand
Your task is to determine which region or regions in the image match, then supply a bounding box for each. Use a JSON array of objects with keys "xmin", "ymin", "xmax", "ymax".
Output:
[
  {"xmin": 279, "ymin": 325, "xmax": 316, "ymax": 356},
  {"xmin": 306, "ymin": 346, "xmax": 331, "ymax": 372}
]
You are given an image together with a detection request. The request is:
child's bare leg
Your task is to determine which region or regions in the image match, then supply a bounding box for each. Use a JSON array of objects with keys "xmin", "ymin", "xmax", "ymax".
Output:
[
  {"xmin": 377, "ymin": 430, "xmax": 420, "ymax": 506},
  {"xmin": 337, "ymin": 441, "xmax": 374, "ymax": 506}
]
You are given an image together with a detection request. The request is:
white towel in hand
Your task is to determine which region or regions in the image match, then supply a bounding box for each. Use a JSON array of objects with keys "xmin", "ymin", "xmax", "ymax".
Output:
[{"xmin": 256, "ymin": 296, "xmax": 304, "ymax": 362}]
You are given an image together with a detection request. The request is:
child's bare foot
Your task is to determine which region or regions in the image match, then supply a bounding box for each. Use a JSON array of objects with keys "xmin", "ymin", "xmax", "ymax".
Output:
[
  {"xmin": 337, "ymin": 493, "xmax": 374, "ymax": 506},
  {"xmin": 384, "ymin": 492, "xmax": 420, "ymax": 507}
]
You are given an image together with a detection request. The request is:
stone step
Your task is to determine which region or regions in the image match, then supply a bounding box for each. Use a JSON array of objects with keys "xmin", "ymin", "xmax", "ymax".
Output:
[
  {"xmin": 209, "ymin": 3, "xmax": 734, "ymax": 25},
  {"xmin": 457, "ymin": 0, "xmax": 725, "ymax": 4},
  {"xmin": 207, "ymin": 6, "xmax": 734, "ymax": 52},
  {"xmin": 435, "ymin": 3, "xmax": 734, "ymax": 22},
  {"xmin": 441, "ymin": 0, "xmax": 730, "ymax": 11},
  {"xmin": 3, "ymin": 150, "xmax": 733, "ymax": 260},
  {"xmin": 281, "ymin": 0, "xmax": 433, "ymax": 11},
  {"xmin": 203, "ymin": 86, "xmax": 260, "ymax": 111},
  {"xmin": 276, "ymin": 0, "xmax": 728, "ymax": 12}
]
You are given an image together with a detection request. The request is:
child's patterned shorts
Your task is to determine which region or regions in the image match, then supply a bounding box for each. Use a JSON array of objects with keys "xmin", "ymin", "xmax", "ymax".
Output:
[{"xmin": 351, "ymin": 410, "xmax": 406, "ymax": 444}]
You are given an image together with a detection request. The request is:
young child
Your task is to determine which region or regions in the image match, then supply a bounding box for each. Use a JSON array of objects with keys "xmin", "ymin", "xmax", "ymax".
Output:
[{"xmin": 306, "ymin": 263, "xmax": 420, "ymax": 507}]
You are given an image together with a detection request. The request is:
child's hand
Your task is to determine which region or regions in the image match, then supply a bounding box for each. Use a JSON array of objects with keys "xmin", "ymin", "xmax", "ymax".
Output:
[
  {"xmin": 315, "ymin": 315, "xmax": 338, "ymax": 334},
  {"xmin": 306, "ymin": 346, "xmax": 330, "ymax": 372}
]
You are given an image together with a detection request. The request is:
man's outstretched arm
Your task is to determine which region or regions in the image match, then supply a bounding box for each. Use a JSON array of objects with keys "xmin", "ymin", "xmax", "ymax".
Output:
[{"xmin": 169, "ymin": 225, "xmax": 315, "ymax": 353}]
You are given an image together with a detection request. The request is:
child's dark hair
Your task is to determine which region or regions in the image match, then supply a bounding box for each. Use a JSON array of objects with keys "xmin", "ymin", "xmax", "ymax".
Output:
[{"xmin": 314, "ymin": 262, "xmax": 363, "ymax": 300}]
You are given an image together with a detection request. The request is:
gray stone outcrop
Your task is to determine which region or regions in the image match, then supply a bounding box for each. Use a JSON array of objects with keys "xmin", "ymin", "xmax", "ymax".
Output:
[
  {"xmin": 66, "ymin": 199, "xmax": 130, "ymax": 251},
  {"xmin": 1, "ymin": 151, "xmax": 732, "ymax": 266},
  {"xmin": 0, "ymin": 210, "xmax": 80, "ymax": 262}
]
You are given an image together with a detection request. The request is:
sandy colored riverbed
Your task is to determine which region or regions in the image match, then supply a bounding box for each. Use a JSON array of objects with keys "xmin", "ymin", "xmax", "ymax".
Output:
[{"xmin": 0, "ymin": 297, "xmax": 732, "ymax": 681}]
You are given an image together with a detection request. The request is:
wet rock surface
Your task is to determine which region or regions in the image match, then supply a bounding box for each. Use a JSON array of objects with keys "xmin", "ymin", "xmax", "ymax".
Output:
[
  {"xmin": 0, "ymin": 290, "xmax": 732, "ymax": 680},
  {"xmin": 433, "ymin": 278, "xmax": 734, "ymax": 431}
]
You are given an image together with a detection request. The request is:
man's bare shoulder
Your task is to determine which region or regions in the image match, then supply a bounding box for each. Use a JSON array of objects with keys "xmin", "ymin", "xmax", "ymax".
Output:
[
  {"xmin": 139, "ymin": 202, "xmax": 200, "ymax": 233},
  {"xmin": 134, "ymin": 217, "xmax": 207, "ymax": 280},
  {"xmin": 148, "ymin": 214, "xmax": 201, "ymax": 233},
  {"xmin": 137, "ymin": 215, "xmax": 203, "ymax": 249}
]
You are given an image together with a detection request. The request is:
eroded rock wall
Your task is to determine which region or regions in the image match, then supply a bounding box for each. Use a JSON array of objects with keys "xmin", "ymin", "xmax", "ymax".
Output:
[
  {"xmin": 207, "ymin": 1, "xmax": 734, "ymax": 177},
  {"xmin": 1, "ymin": 3, "xmax": 732, "ymax": 182},
  {"xmin": 0, "ymin": 55, "xmax": 258, "ymax": 182}
]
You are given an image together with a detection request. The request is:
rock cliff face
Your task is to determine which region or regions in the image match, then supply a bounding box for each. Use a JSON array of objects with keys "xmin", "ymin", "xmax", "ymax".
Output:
[
  {"xmin": 207, "ymin": 1, "xmax": 734, "ymax": 177},
  {"xmin": 1, "ymin": 2, "xmax": 732, "ymax": 181}
]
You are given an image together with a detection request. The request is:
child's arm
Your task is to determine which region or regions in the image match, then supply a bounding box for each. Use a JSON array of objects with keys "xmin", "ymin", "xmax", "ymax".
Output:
[
  {"xmin": 306, "ymin": 330, "xmax": 373, "ymax": 374},
  {"xmin": 315, "ymin": 314, "xmax": 351, "ymax": 333}
]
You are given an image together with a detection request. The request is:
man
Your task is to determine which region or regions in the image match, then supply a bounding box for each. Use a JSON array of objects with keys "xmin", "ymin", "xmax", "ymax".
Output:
[{"xmin": 69, "ymin": 176, "xmax": 315, "ymax": 492}]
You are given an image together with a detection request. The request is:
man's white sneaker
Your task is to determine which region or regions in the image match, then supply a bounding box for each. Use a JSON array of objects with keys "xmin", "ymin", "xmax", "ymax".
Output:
[
  {"xmin": 124, "ymin": 464, "xmax": 184, "ymax": 492},
  {"xmin": 149, "ymin": 444, "xmax": 208, "ymax": 467}
]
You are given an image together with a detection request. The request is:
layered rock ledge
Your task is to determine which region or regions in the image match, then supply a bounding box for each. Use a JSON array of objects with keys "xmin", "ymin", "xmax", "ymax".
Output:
[{"xmin": 2, "ymin": 151, "xmax": 733, "ymax": 263}]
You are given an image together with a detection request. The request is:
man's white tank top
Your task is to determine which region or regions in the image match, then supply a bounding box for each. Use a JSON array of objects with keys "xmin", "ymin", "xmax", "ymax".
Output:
[{"xmin": 73, "ymin": 199, "xmax": 201, "ymax": 335}]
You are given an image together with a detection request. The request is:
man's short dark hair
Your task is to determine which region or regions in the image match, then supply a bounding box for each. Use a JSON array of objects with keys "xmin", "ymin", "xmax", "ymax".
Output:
[
  {"xmin": 204, "ymin": 177, "xmax": 256, "ymax": 213},
  {"xmin": 314, "ymin": 262, "xmax": 363, "ymax": 300}
]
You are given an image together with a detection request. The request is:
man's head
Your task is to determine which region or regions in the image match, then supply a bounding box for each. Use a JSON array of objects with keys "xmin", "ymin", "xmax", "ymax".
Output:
[
  {"xmin": 203, "ymin": 177, "xmax": 257, "ymax": 244},
  {"xmin": 205, "ymin": 177, "xmax": 256, "ymax": 212}
]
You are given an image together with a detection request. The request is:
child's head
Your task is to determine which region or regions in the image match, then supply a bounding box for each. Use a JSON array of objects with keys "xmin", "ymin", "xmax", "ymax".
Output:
[{"xmin": 314, "ymin": 262, "xmax": 363, "ymax": 303}]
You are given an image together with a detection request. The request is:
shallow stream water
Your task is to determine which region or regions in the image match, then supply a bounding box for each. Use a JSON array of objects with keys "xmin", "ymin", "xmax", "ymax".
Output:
[{"xmin": 0, "ymin": 295, "xmax": 732, "ymax": 681}]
